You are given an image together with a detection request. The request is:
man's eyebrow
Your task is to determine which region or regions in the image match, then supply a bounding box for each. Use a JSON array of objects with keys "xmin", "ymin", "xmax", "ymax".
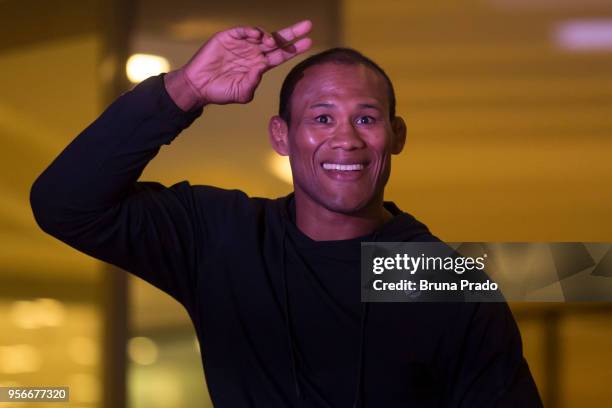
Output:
[
  {"xmin": 309, "ymin": 102, "xmax": 335, "ymax": 109},
  {"xmin": 357, "ymin": 103, "xmax": 382, "ymax": 110}
]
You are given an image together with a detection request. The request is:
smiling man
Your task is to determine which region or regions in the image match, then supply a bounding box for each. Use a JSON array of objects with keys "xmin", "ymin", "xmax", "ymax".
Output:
[
  {"xmin": 268, "ymin": 58, "xmax": 405, "ymax": 241},
  {"xmin": 270, "ymin": 58, "xmax": 406, "ymax": 240},
  {"xmin": 30, "ymin": 20, "xmax": 542, "ymax": 407}
]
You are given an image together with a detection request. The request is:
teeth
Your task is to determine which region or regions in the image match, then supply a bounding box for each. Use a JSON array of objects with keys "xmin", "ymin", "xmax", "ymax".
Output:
[{"xmin": 322, "ymin": 163, "xmax": 364, "ymax": 171}]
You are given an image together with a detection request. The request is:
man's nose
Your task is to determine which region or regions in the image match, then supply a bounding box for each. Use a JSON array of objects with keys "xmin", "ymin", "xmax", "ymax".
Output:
[{"xmin": 329, "ymin": 121, "xmax": 366, "ymax": 150}]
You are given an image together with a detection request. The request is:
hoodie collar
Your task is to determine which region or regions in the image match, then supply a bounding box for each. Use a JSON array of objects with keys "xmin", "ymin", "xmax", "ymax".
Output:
[{"xmin": 280, "ymin": 192, "xmax": 431, "ymax": 245}]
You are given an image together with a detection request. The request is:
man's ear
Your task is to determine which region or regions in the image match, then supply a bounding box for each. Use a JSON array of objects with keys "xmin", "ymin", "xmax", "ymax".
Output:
[
  {"xmin": 268, "ymin": 115, "xmax": 289, "ymax": 156},
  {"xmin": 391, "ymin": 116, "xmax": 407, "ymax": 155}
]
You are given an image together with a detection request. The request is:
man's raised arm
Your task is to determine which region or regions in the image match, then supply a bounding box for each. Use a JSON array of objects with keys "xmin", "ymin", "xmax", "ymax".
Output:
[{"xmin": 29, "ymin": 21, "xmax": 312, "ymax": 307}]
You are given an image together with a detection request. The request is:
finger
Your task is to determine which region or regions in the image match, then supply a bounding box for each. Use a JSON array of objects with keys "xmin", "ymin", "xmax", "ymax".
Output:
[
  {"xmin": 227, "ymin": 26, "xmax": 264, "ymax": 40},
  {"xmin": 259, "ymin": 19, "xmax": 311, "ymax": 53},
  {"xmin": 258, "ymin": 31, "xmax": 277, "ymax": 52},
  {"xmin": 265, "ymin": 37, "xmax": 312, "ymax": 67},
  {"xmin": 272, "ymin": 20, "xmax": 312, "ymax": 45}
]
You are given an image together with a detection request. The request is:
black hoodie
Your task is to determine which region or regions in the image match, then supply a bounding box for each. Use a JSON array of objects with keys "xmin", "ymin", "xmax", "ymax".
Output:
[{"xmin": 30, "ymin": 74, "xmax": 542, "ymax": 407}]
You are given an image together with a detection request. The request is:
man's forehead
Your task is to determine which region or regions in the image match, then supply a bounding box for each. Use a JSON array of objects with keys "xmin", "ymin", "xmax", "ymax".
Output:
[{"xmin": 293, "ymin": 63, "xmax": 388, "ymax": 103}]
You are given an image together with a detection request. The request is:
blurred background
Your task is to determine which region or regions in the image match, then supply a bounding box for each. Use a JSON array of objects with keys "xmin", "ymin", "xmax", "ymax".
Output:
[{"xmin": 1, "ymin": 0, "xmax": 612, "ymax": 406}]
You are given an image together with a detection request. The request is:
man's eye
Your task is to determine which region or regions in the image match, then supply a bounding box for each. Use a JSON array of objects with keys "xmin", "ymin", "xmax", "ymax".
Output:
[
  {"xmin": 315, "ymin": 115, "xmax": 331, "ymax": 124},
  {"xmin": 356, "ymin": 116, "xmax": 375, "ymax": 125}
]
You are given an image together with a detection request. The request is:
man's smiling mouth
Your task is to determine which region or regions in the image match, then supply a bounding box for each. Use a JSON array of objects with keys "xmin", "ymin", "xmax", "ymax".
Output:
[{"xmin": 321, "ymin": 162, "xmax": 366, "ymax": 171}]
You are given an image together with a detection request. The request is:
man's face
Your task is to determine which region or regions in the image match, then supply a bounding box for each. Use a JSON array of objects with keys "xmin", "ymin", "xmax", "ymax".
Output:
[{"xmin": 279, "ymin": 63, "xmax": 405, "ymax": 215}]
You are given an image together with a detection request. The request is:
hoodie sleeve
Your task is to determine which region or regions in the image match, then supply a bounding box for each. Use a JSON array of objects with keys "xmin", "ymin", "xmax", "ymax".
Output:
[
  {"xmin": 29, "ymin": 74, "xmax": 205, "ymax": 310},
  {"xmin": 441, "ymin": 301, "xmax": 543, "ymax": 407}
]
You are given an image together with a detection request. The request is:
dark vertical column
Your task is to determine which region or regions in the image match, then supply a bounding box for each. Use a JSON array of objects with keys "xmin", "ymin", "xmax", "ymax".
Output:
[
  {"xmin": 97, "ymin": 1, "xmax": 134, "ymax": 407},
  {"xmin": 98, "ymin": 0, "xmax": 134, "ymax": 103},
  {"xmin": 100, "ymin": 266, "xmax": 129, "ymax": 408},
  {"xmin": 542, "ymin": 310, "xmax": 561, "ymax": 408},
  {"xmin": 329, "ymin": 0, "xmax": 342, "ymax": 47}
]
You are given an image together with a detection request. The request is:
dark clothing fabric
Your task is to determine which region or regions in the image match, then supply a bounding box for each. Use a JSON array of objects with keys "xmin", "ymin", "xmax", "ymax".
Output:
[{"xmin": 30, "ymin": 74, "xmax": 542, "ymax": 407}]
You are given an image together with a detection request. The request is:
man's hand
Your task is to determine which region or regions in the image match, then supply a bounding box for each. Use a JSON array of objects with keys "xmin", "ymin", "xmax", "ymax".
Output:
[{"xmin": 165, "ymin": 20, "xmax": 312, "ymax": 111}]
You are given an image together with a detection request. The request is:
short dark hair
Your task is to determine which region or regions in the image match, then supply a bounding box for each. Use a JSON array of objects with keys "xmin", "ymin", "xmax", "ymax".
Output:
[{"xmin": 278, "ymin": 47, "xmax": 396, "ymax": 126}]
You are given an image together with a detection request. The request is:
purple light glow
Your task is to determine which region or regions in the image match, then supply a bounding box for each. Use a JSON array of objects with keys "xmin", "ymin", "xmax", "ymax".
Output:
[{"xmin": 555, "ymin": 19, "xmax": 612, "ymax": 51}]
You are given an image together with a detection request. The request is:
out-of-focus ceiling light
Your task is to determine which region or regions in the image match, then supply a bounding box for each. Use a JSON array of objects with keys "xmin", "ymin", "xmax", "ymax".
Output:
[
  {"xmin": 126, "ymin": 54, "xmax": 170, "ymax": 83},
  {"xmin": 268, "ymin": 152, "xmax": 293, "ymax": 185},
  {"xmin": 489, "ymin": 0, "xmax": 609, "ymax": 11},
  {"xmin": 35, "ymin": 298, "xmax": 65, "ymax": 326},
  {"xmin": 9, "ymin": 298, "xmax": 65, "ymax": 329},
  {"xmin": 127, "ymin": 336, "xmax": 159, "ymax": 365},
  {"xmin": 554, "ymin": 19, "xmax": 612, "ymax": 51}
]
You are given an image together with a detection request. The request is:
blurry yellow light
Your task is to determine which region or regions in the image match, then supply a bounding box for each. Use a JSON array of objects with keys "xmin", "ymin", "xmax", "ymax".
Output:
[
  {"xmin": 0, "ymin": 345, "xmax": 41, "ymax": 374},
  {"xmin": 126, "ymin": 54, "xmax": 170, "ymax": 83},
  {"xmin": 268, "ymin": 152, "xmax": 293, "ymax": 185},
  {"xmin": 128, "ymin": 336, "xmax": 159, "ymax": 365},
  {"xmin": 9, "ymin": 298, "xmax": 65, "ymax": 329},
  {"xmin": 10, "ymin": 300, "xmax": 38, "ymax": 329},
  {"xmin": 35, "ymin": 298, "xmax": 65, "ymax": 327}
]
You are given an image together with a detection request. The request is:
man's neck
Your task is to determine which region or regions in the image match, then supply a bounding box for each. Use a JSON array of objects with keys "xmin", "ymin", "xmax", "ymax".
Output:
[{"xmin": 294, "ymin": 194, "xmax": 393, "ymax": 241}]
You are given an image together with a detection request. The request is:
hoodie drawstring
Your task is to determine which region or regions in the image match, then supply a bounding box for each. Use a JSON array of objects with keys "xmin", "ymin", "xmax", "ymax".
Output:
[
  {"xmin": 352, "ymin": 301, "xmax": 369, "ymax": 408},
  {"xmin": 352, "ymin": 230, "xmax": 378, "ymax": 408}
]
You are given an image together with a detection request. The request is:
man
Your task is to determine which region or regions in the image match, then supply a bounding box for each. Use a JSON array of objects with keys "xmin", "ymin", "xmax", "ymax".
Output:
[{"xmin": 30, "ymin": 20, "xmax": 542, "ymax": 407}]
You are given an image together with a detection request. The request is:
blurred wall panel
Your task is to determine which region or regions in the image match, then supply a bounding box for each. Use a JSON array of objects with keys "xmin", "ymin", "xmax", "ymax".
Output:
[
  {"xmin": 342, "ymin": 0, "xmax": 612, "ymax": 242},
  {"xmin": 0, "ymin": 0, "xmax": 132, "ymax": 407}
]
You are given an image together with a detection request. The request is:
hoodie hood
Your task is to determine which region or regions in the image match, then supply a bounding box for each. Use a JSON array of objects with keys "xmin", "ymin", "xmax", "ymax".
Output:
[{"xmin": 375, "ymin": 200, "xmax": 435, "ymax": 242}]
